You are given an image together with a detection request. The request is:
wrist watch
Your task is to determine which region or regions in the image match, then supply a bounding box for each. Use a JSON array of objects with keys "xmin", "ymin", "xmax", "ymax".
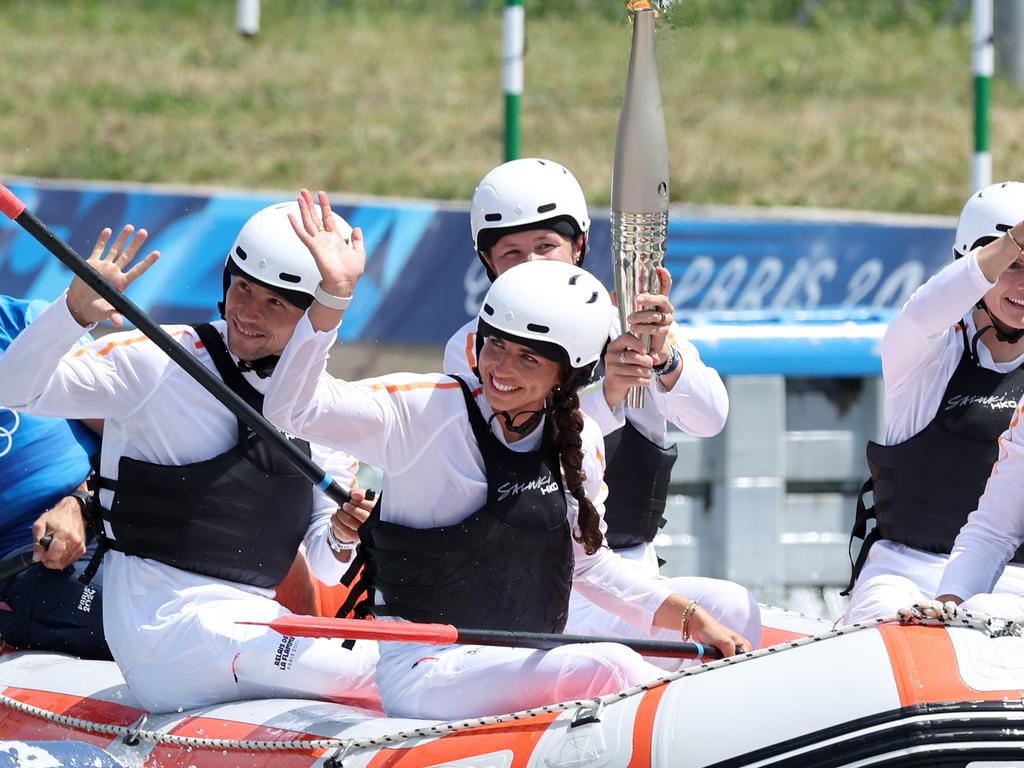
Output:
[{"xmin": 67, "ymin": 489, "xmax": 97, "ymax": 526}]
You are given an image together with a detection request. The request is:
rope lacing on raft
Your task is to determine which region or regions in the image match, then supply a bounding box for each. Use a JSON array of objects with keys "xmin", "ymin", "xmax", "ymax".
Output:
[{"xmin": 0, "ymin": 606, "xmax": 1011, "ymax": 758}]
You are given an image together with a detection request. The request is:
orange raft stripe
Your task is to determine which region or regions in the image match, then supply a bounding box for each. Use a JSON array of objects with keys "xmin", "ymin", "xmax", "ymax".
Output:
[
  {"xmin": 0, "ymin": 687, "xmax": 144, "ymax": 746},
  {"xmin": 878, "ymin": 623, "xmax": 1024, "ymax": 706},
  {"xmin": 366, "ymin": 712, "xmax": 559, "ymax": 768},
  {"xmin": 629, "ymin": 683, "xmax": 670, "ymax": 768},
  {"xmin": 146, "ymin": 715, "xmax": 328, "ymax": 768},
  {"xmin": 760, "ymin": 626, "xmax": 812, "ymax": 647}
]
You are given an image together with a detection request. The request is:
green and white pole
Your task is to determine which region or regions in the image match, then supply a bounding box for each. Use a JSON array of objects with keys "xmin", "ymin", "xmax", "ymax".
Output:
[
  {"xmin": 503, "ymin": 0, "xmax": 524, "ymax": 161},
  {"xmin": 972, "ymin": 0, "xmax": 993, "ymax": 192}
]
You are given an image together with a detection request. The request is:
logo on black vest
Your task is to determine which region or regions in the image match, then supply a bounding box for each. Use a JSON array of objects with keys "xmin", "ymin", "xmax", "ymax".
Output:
[
  {"xmin": 944, "ymin": 394, "xmax": 1019, "ymax": 412},
  {"xmin": 496, "ymin": 473, "xmax": 559, "ymax": 501}
]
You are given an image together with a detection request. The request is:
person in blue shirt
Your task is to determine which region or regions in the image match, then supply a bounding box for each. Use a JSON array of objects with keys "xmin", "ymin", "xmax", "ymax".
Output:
[{"xmin": 0, "ymin": 294, "xmax": 109, "ymax": 658}]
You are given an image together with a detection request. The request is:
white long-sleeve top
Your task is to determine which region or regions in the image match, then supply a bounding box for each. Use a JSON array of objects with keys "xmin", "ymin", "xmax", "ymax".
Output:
[
  {"xmin": 0, "ymin": 295, "xmax": 357, "ymax": 674},
  {"xmin": 265, "ymin": 313, "xmax": 677, "ymax": 636},
  {"xmin": 874, "ymin": 249, "xmax": 1024, "ymax": 591}
]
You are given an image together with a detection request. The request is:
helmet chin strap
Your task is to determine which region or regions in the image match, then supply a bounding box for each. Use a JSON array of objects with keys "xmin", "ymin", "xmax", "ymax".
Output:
[
  {"xmin": 488, "ymin": 409, "xmax": 545, "ymax": 436},
  {"xmin": 486, "ymin": 380, "xmax": 581, "ymax": 436},
  {"xmin": 236, "ymin": 355, "xmax": 280, "ymax": 379},
  {"xmin": 975, "ymin": 301, "xmax": 1024, "ymax": 349}
]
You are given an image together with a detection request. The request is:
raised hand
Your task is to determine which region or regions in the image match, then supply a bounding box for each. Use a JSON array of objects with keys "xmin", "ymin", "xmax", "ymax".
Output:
[
  {"xmin": 288, "ymin": 188, "xmax": 365, "ymax": 303},
  {"xmin": 66, "ymin": 225, "xmax": 160, "ymax": 327}
]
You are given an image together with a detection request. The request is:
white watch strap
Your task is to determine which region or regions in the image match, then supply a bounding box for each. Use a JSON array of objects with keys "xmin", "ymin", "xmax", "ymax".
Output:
[
  {"xmin": 314, "ymin": 283, "xmax": 353, "ymax": 310},
  {"xmin": 327, "ymin": 525, "xmax": 358, "ymax": 552}
]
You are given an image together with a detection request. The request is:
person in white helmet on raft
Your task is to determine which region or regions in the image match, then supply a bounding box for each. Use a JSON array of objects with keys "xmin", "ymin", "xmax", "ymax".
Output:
[
  {"xmin": 442, "ymin": 158, "xmax": 760, "ymax": 663},
  {"xmin": 842, "ymin": 181, "xmax": 1024, "ymax": 623},
  {"xmin": 0, "ymin": 199, "xmax": 380, "ymax": 713},
  {"xmin": 263, "ymin": 189, "xmax": 752, "ymax": 720}
]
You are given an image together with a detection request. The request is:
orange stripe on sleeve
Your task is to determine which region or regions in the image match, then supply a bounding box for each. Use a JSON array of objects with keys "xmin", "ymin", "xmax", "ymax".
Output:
[
  {"xmin": 70, "ymin": 327, "xmax": 203, "ymax": 358},
  {"xmin": 369, "ymin": 380, "xmax": 465, "ymax": 395},
  {"xmin": 464, "ymin": 332, "xmax": 477, "ymax": 369}
]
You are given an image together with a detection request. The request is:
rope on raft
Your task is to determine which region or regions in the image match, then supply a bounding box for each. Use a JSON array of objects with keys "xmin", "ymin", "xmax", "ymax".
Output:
[{"xmin": 0, "ymin": 607, "xmax": 1015, "ymax": 758}]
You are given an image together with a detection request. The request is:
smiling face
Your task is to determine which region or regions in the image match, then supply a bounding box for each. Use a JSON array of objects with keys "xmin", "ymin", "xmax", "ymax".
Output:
[
  {"xmin": 982, "ymin": 255, "xmax": 1024, "ymax": 331},
  {"xmin": 223, "ymin": 275, "xmax": 306, "ymax": 361},
  {"xmin": 477, "ymin": 335, "xmax": 564, "ymax": 427},
  {"xmin": 482, "ymin": 230, "xmax": 583, "ymax": 279}
]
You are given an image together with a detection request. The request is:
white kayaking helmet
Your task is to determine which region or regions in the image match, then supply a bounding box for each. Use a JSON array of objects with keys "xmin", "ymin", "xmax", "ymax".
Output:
[
  {"xmin": 471, "ymin": 158, "xmax": 591, "ymax": 280},
  {"xmin": 476, "ymin": 261, "xmax": 611, "ymax": 381},
  {"xmin": 953, "ymin": 181, "xmax": 1024, "ymax": 258},
  {"xmin": 220, "ymin": 200, "xmax": 352, "ymax": 314}
]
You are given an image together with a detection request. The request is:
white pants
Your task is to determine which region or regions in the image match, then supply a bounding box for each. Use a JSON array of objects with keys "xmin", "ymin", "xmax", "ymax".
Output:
[
  {"xmin": 565, "ymin": 543, "xmax": 762, "ymax": 670},
  {"xmin": 376, "ymin": 638, "xmax": 666, "ymax": 720},
  {"xmin": 843, "ymin": 540, "xmax": 1024, "ymax": 623},
  {"xmin": 113, "ymin": 594, "xmax": 380, "ymax": 713}
]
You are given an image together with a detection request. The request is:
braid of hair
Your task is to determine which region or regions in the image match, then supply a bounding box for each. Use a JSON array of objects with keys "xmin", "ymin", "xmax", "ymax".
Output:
[{"xmin": 549, "ymin": 384, "xmax": 603, "ymax": 555}]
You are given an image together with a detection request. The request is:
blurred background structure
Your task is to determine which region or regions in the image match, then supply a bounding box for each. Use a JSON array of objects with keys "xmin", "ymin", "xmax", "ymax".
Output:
[{"xmin": 3, "ymin": 0, "xmax": 1024, "ymax": 618}]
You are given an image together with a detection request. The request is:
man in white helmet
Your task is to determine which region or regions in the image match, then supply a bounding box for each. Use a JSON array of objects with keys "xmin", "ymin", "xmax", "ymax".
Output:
[
  {"xmin": 843, "ymin": 181, "xmax": 1024, "ymax": 622},
  {"xmin": 442, "ymin": 158, "xmax": 760, "ymax": 663},
  {"xmin": 0, "ymin": 198, "xmax": 380, "ymax": 713}
]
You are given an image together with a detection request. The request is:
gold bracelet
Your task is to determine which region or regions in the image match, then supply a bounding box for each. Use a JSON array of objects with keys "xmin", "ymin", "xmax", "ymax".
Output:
[
  {"xmin": 680, "ymin": 600, "xmax": 700, "ymax": 641},
  {"xmin": 1007, "ymin": 228, "xmax": 1024, "ymax": 260}
]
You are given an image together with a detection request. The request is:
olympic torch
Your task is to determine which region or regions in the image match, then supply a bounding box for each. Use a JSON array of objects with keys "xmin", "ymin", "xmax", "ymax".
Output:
[{"xmin": 612, "ymin": 1, "xmax": 670, "ymax": 409}]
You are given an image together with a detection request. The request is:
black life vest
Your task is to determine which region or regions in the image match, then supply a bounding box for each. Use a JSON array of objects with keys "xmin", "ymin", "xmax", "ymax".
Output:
[
  {"xmin": 340, "ymin": 375, "xmax": 574, "ymax": 633},
  {"xmin": 89, "ymin": 323, "xmax": 313, "ymax": 589},
  {"xmin": 602, "ymin": 420, "xmax": 678, "ymax": 550},
  {"xmin": 845, "ymin": 323, "xmax": 1024, "ymax": 592},
  {"xmin": 588, "ymin": 352, "xmax": 678, "ymax": 552}
]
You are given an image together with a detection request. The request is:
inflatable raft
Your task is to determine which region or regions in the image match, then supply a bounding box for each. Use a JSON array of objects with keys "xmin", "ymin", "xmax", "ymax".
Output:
[{"xmin": 3, "ymin": 606, "xmax": 1024, "ymax": 767}]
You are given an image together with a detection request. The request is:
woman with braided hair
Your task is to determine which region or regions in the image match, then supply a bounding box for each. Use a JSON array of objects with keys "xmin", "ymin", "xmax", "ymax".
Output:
[
  {"xmin": 264, "ymin": 189, "xmax": 750, "ymax": 720},
  {"xmin": 445, "ymin": 158, "xmax": 760, "ymax": 666}
]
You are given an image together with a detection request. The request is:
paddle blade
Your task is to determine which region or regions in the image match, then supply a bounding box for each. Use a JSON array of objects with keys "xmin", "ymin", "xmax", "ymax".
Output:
[
  {"xmin": 239, "ymin": 615, "xmax": 459, "ymax": 645},
  {"xmin": 0, "ymin": 184, "xmax": 26, "ymax": 220}
]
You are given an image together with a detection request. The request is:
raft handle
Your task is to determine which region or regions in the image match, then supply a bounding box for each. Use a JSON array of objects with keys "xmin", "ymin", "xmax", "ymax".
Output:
[
  {"xmin": 123, "ymin": 713, "xmax": 149, "ymax": 746},
  {"xmin": 570, "ymin": 700, "xmax": 604, "ymax": 728}
]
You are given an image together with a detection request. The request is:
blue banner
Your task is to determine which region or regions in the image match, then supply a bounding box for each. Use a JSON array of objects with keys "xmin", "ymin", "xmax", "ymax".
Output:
[{"xmin": 0, "ymin": 180, "xmax": 954, "ymax": 373}]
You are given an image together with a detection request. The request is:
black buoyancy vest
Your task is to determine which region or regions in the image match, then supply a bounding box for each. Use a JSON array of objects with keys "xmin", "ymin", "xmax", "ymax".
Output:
[
  {"xmin": 846, "ymin": 323, "xmax": 1024, "ymax": 590},
  {"xmin": 344, "ymin": 375, "xmax": 574, "ymax": 634},
  {"xmin": 602, "ymin": 420, "xmax": 678, "ymax": 550},
  {"xmin": 96, "ymin": 323, "xmax": 314, "ymax": 588}
]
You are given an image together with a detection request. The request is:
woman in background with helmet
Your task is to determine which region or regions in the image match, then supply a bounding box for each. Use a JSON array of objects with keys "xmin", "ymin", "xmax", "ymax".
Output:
[
  {"xmin": 443, "ymin": 158, "xmax": 759, "ymax": 663},
  {"xmin": 842, "ymin": 181, "xmax": 1024, "ymax": 623},
  {"xmin": 264, "ymin": 189, "xmax": 750, "ymax": 720},
  {"xmin": 0, "ymin": 201, "xmax": 380, "ymax": 712}
]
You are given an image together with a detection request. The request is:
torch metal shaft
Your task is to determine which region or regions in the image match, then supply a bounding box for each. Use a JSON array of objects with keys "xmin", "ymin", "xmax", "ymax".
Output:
[{"xmin": 611, "ymin": 6, "xmax": 670, "ymax": 409}]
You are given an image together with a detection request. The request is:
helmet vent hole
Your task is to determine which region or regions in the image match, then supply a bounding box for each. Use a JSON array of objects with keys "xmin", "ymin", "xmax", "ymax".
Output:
[
  {"xmin": 485, "ymin": 213, "xmax": 503, "ymax": 222},
  {"xmin": 537, "ymin": 203, "xmax": 557, "ymax": 214},
  {"xmin": 235, "ymin": 246, "xmax": 248, "ymax": 261},
  {"xmin": 482, "ymin": 303, "xmax": 495, "ymax": 316},
  {"xmin": 278, "ymin": 272, "xmax": 302, "ymax": 285},
  {"xmin": 526, "ymin": 323, "xmax": 550, "ymax": 334},
  {"xmin": 585, "ymin": 291, "xmax": 599, "ymax": 304},
  {"xmin": 997, "ymin": 224, "xmax": 1013, "ymax": 232},
  {"xmin": 568, "ymin": 274, "xmax": 580, "ymax": 285}
]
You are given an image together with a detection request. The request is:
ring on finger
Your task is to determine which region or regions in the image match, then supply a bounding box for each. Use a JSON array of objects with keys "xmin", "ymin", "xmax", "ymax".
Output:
[
  {"xmin": 654, "ymin": 311, "xmax": 663, "ymax": 325},
  {"xmin": 619, "ymin": 351, "xmax": 627, "ymax": 364}
]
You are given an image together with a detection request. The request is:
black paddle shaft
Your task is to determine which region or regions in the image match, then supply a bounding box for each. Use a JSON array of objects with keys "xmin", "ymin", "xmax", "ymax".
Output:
[
  {"xmin": 8, "ymin": 203, "xmax": 350, "ymax": 506},
  {"xmin": 457, "ymin": 627, "xmax": 724, "ymax": 660},
  {"xmin": 0, "ymin": 535, "xmax": 52, "ymax": 581}
]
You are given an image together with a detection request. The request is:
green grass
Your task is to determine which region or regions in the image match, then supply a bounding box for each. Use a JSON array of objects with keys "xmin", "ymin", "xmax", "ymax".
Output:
[{"xmin": 0, "ymin": 0, "xmax": 1019, "ymax": 215}]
